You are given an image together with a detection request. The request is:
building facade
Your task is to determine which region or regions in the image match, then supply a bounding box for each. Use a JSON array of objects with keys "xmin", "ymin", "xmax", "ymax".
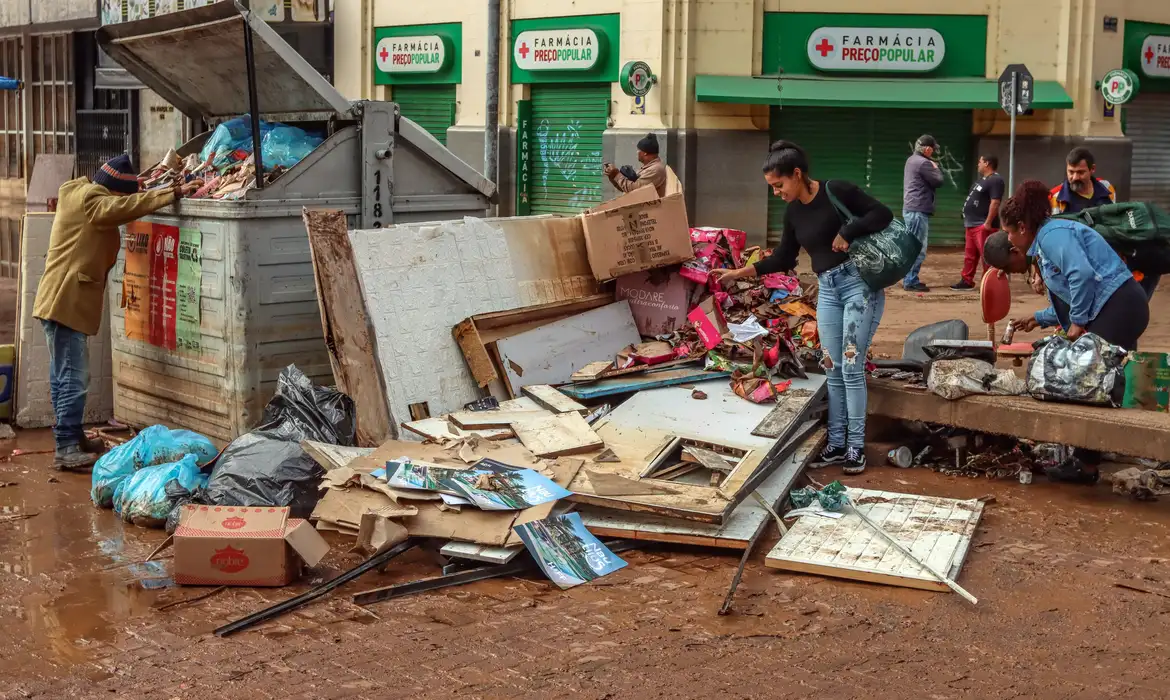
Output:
[{"xmin": 339, "ymin": 1, "xmax": 1170, "ymax": 246}]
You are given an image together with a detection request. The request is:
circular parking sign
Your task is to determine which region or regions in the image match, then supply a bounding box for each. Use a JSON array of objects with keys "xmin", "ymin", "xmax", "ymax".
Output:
[
  {"xmin": 1101, "ymin": 68, "xmax": 1139, "ymax": 105},
  {"xmin": 620, "ymin": 61, "xmax": 654, "ymax": 97}
]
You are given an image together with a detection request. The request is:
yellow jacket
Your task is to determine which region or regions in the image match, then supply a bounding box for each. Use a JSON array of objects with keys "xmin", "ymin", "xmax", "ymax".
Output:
[{"xmin": 33, "ymin": 178, "xmax": 175, "ymax": 336}]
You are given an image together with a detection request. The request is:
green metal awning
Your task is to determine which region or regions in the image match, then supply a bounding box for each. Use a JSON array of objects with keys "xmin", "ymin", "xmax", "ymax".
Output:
[{"xmin": 695, "ymin": 75, "xmax": 1074, "ymax": 110}]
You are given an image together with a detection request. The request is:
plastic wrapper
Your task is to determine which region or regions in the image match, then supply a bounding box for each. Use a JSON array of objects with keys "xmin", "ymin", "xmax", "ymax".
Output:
[
  {"xmin": 1026, "ymin": 332, "xmax": 1128, "ymax": 407},
  {"xmin": 90, "ymin": 425, "xmax": 218, "ymax": 508},
  {"xmin": 203, "ymin": 365, "xmax": 356, "ymax": 518},
  {"xmin": 114, "ymin": 455, "xmax": 207, "ymax": 528},
  {"xmin": 261, "ymin": 124, "xmax": 324, "ymax": 169},
  {"xmin": 790, "ymin": 480, "xmax": 850, "ymax": 512},
  {"xmin": 927, "ymin": 358, "xmax": 1026, "ymax": 400}
]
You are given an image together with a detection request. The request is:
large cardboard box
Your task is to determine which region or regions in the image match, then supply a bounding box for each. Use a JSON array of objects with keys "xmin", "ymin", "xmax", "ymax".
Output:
[
  {"xmin": 174, "ymin": 505, "xmax": 330, "ymax": 587},
  {"xmin": 580, "ymin": 188, "xmax": 693, "ymax": 282}
]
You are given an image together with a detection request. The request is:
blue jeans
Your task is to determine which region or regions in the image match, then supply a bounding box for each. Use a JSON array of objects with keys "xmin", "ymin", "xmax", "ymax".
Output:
[
  {"xmin": 902, "ymin": 211, "xmax": 930, "ymax": 288},
  {"xmin": 817, "ymin": 261, "xmax": 885, "ymax": 450},
  {"xmin": 40, "ymin": 319, "xmax": 89, "ymax": 450}
]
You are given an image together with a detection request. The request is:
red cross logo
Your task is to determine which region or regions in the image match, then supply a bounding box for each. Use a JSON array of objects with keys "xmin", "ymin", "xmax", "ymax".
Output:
[
  {"xmin": 815, "ymin": 38, "xmax": 834, "ymax": 57},
  {"xmin": 379, "ymin": 46, "xmax": 389, "ymax": 62},
  {"xmin": 1147, "ymin": 46, "xmax": 1155, "ymax": 64},
  {"xmin": 518, "ymin": 42, "xmax": 530, "ymax": 59}
]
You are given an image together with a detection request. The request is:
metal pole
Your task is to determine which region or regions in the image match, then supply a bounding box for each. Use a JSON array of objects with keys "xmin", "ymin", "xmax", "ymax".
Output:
[
  {"xmin": 243, "ymin": 13, "xmax": 265, "ymax": 189},
  {"xmin": 1008, "ymin": 71, "xmax": 1017, "ymax": 193},
  {"xmin": 484, "ymin": 0, "xmax": 500, "ymax": 185}
]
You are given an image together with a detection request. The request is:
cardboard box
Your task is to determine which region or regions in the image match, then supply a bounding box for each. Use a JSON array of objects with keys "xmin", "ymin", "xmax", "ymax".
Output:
[
  {"xmin": 615, "ymin": 269, "xmax": 692, "ymax": 336},
  {"xmin": 173, "ymin": 505, "xmax": 330, "ymax": 587},
  {"xmin": 580, "ymin": 189, "xmax": 693, "ymax": 282}
]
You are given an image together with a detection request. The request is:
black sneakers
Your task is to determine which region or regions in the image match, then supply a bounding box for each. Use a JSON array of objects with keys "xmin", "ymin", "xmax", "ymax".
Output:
[
  {"xmin": 950, "ymin": 280, "xmax": 975, "ymax": 291},
  {"xmin": 813, "ymin": 444, "xmax": 847, "ymax": 467},
  {"xmin": 904, "ymin": 283, "xmax": 931, "ymax": 292},
  {"xmin": 843, "ymin": 447, "xmax": 867, "ymax": 475}
]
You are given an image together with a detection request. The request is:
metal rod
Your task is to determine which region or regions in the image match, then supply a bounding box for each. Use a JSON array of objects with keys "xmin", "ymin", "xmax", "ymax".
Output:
[
  {"xmin": 213, "ymin": 538, "xmax": 419, "ymax": 637},
  {"xmin": 483, "ymin": 0, "xmax": 501, "ymax": 187},
  {"xmin": 849, "ymin": 504, "xmax": 978, "ymax": 605},
  {"xmin": 242, "ymin": 11, "xmax": 265, "ymax": 189},
  {"xmin": 1008, "ymin": 71, "xmax": 1017, "ymax": 193}
]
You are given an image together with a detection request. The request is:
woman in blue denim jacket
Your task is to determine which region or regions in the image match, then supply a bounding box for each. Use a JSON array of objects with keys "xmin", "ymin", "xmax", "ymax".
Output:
[
  {"xmin": 983, "ymin": 180, "xmax": 1149, "ymax": 351},
  {"xmin": 713, "ymin": 141, "xmax": 893, "ymax": 474}
]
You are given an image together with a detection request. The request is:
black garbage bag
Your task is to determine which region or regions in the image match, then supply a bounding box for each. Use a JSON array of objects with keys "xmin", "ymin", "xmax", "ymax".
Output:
[{"xmin": 203, "ymin": 365, "xmax": 357, "ymax": 518}]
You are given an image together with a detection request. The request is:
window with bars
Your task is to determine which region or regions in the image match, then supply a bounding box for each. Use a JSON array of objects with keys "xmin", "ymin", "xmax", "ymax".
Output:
[
  {"xmin": 28, "ymin": 34, "xmax": 74, "ymax": 169},
  {"xmin": 0, "ymin": 37, "xmax": 23, "ymax": 181}
]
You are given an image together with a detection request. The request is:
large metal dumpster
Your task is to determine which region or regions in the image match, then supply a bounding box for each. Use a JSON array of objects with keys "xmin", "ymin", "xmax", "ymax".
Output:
[{"xmin": 97, "ymin": 2, "xmax": 495, "ymax": 442}]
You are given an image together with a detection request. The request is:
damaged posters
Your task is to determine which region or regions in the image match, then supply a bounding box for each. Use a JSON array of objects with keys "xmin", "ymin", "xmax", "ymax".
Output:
[
  {"xmin": 385, "ymin": 457, "xmax": 571, "ymax": 511},
  {"xmin": 513, "ymin": 512, "xmax": 627, "ymax": 589},
  {"xmin": 122, "ymin": 221, "xmax": 204, "ymax": 353}
]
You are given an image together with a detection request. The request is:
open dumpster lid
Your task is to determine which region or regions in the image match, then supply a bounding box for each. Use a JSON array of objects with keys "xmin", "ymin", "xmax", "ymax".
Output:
[{"xmin": 96, "ymin": 1, "xmax": 351, "ymax": 121}]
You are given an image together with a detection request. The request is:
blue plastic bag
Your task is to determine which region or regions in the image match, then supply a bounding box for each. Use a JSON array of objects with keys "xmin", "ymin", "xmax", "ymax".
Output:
[
  {"xmin": 198, "ymin": 115, "xmax": 275, "ymax": 169},
  {"xmin": 261, "ymin": 124, "xmax": 323, "ymax": 169},
  {"xmin": 115, "ymin": 454, "xmax": 208, "ymax": 528},
  {"xmin": 90, "ymin": 425, "xmax": 218, "ymax": 508}
]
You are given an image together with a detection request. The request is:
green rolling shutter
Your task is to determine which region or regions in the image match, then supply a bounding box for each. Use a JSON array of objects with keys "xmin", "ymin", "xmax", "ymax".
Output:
[
  {"xmin": 767, "ymin": 107, "xmax": 972, "ymax": 247},
  {"xmin": 527, "ymin": 84, "xmax": 610, "ymax": 216},
  {"xmin": 393, "ymin": 84, "xmax": 457, "ymax": 145}
]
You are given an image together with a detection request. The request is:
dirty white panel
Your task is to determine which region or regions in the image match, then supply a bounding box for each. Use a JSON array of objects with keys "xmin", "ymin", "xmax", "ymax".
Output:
[
  {"xmin": 440, "ymin": 541, "xmax": 523, "ymax": 565},
  {"xmin": 765, "ymin": 488, "xmax": 984, "ymax": 592}
]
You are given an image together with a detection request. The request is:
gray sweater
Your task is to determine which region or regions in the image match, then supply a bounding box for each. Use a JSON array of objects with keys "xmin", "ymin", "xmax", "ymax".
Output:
[{"xmin": 903, "ymin": 153, "xmax": 945, "ymax": 214}]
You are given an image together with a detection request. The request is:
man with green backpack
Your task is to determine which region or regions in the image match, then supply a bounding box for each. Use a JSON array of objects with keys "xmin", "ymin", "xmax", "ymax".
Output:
[{"xmin": 1053, "ymin": 200, "xmax": 1170, "ymax": 300}]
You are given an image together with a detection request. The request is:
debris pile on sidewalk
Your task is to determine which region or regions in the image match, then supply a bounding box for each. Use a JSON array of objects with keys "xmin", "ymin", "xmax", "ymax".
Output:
[{"xmin": 141, "ymin": 115, "xmax": 321, "ymax": 199}]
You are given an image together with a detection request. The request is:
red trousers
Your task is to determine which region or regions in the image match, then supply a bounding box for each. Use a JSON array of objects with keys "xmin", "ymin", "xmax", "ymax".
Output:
[{"xmin": 962, "ymin": 225, "xmax": 995, "ymax": 285}]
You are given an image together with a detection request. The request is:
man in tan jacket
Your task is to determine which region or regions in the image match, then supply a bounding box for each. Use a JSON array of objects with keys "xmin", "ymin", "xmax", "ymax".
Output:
[
  {"xmin": 603, "ymin": 132, "xmax": 667, "ymax": 197},
  {"xmin": 33, "ymin": 154, "xmax": 197, "ymax": 469}
]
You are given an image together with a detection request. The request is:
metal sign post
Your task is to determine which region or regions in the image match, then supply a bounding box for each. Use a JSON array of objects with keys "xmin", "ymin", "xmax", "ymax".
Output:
[{"xmin": 998, "ymin": 63, "xmax": 1034, "ymax": 194}]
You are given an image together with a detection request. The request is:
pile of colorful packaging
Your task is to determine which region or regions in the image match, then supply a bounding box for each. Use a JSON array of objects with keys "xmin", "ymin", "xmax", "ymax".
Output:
[{"xmin": 670, "ymin": 226, "xmax": 821, "ymax": 403}]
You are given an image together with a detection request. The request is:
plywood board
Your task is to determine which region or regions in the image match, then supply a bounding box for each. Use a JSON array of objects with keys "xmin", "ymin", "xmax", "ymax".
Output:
[
  {"xmin": 439, "ymin": 541, "xmax": 524, "ymax": 565},
  {"xmin": 449, "ymin": 409, "xmax": 551, "ymax": 430},
  {"xmin": 522, "ymin": 385, "xmax": 587, "ymax": 414},
  {"xmin": 571, "ymin": 361, "xmax": 613, "ymax": 382},
  {"xmin": 304, "ymin": 209, "xmax": 394, "ymax": 445},
  {"xmin": 494, "ymin": 301, "xmax": 641, "ymax": 395},
  {"xmin": 557, "ymin": 367, "xmax": 732, "ymax": 400},
  {"xmin": 401, "ymin": 417, "xmax": 514, "ymax": 442},
  {"xmin": 579, "ymin": 427, "xmax": 824, "ymax": 549},
  {"xmin": 765, "ymin": 488, "xmax": 984, "ymax": 592},
  {"xmin": 568, "ymin": 375, "xmax": 827, "ymax": 524},
  {"xmin": 511, "ymin": 413, "xmax": 603, "ymax": 457},
  {"xmin": 584, "ymin": 469, "xmax": 680, "ymax": 496},
  {"xmin": 754, "ymin": 393, "xmax": 820, "ymax": 438}
]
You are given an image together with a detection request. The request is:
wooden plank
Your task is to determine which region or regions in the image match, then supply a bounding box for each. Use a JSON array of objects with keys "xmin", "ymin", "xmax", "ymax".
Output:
[
  {"xmin": 439, "ymin": 541, "xmax": 524, "ymax": 565},
  {"xmin": 568, "ymin": 376, "xmax": 827, "ymax": 524},
  {"xmin": 521, "ymin": 385, "xmax": 587, "ymax": 414},
  {"xmin": 584, "ymin": 469, "xmax": 680, "ymax": 496},
  {"xmin": 510, "ymin": 413, "xmax": 604, "ymax": 458},
  {"xmin": 448, "ymin": 409, "xmax": 551, "ymax": 430},
  {"xmin": 494, "ymin": 301, "xmax": 642, "ymax": 395},
  {"xmin": 579, "ymin": 428, "xmax": 824, "ymax": 550},
  {"xmin": 867, "ymin": 377, "xmax": 1170, "ymax": 460},
  {"xmin": 303, "ymin": 209, "xmax": 394, "ymax": 445},
  {"xmin": 558, "ymin": 367, "xmax": 732, "ymax": 400},
  {"xmin": 754, "ymin": 394, "xmax": 815, "ymax": 439},
  {"xmin": 682, "ymin": 445, "xmax": 737, "ymax": 473},
  {"xmin": 401, "ymin": 418, "xmax": 513, "ymax": 442},
  {"xmin": 571, "ymin": 361, "xmax": 613, "ymax": 382},
  {"xmin": 765, "ymin": 488, "xmax": 985, "ymax": 593}
]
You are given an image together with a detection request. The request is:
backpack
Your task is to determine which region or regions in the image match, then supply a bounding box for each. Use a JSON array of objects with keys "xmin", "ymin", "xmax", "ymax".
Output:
[{"xmin": 1054, "ymin": 201, "xmax": 1170, "ymax": 274}]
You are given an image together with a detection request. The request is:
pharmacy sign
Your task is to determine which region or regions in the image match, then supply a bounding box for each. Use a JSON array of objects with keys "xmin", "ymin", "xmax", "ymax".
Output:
[
  {"xmin": 514, "ymin": 28, "xmax": 600, "ymax": 71},
  {"xmin": 376, "ymin": 35, "xmax": 447, "ymax": 74},
  {"xmin": 808, "ymin": 27, "xmax": 945, "ymax": 73}
]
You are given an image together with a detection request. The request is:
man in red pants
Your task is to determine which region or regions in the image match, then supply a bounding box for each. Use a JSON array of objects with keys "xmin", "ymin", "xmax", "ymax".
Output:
[{"xmin": 951, "ymin": 155, "xmax": 1004, "ymax": 290}]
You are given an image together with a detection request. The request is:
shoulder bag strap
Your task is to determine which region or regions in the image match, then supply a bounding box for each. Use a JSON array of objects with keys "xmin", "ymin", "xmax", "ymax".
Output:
[{"xmin": 822, "ymin": 180, "xmax": 856, "ymax": 225}]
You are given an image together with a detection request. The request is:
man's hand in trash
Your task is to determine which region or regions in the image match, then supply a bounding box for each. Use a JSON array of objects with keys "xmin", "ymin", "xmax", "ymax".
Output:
[
  {"xmin": 1011, "ymin": 317, "xmax": 1041, "ymax": 333},
  {"xmin": 173, "ymin": 180, "xmax": 202, "ymax": 198}
]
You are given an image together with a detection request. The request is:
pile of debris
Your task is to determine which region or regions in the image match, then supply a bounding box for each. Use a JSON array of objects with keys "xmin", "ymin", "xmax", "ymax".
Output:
[{"xmin": 141, "ymin": 115, "xmax": 320, "ymax": 199}]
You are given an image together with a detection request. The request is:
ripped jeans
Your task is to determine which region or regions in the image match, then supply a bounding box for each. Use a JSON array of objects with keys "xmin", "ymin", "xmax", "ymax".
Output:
[{"xmin": 816, "ymin": 261, "xmax": 885, "ymax": 450}]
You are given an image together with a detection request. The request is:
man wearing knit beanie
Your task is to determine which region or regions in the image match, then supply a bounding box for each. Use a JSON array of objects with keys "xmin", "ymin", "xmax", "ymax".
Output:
[
  {"xmin": 33, "ymin": 154, "xmax": 199, "ymax": 470},
  {"xmin": 603, "ymin": 132, "xmax": 668, "ymax": 197}
]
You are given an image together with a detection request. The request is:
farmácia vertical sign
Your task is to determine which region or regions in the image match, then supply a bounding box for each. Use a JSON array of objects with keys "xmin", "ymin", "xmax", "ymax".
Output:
[
  {"xmin": 807, "ymin": 27, "xmax": 945, "ymax": 72},
  {"xmin": 514, "ymin": 28, "xmax": 600, "ymax": 71}
]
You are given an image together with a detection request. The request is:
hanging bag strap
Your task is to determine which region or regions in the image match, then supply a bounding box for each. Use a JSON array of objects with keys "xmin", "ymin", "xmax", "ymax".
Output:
[{"xmin": 822, "ymin": 180, "xmax": 856, "ymax": 228}]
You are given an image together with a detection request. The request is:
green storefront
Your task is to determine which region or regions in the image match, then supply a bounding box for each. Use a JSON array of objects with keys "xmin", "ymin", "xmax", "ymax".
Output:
[
  {"xmin": 695, "ymin": 13, "xmax": 1073, "ymax": 247},
  {"xmin": 1122, "ymin": 22, "xmax": 1170, "ymax": 211},
  {"xmin": 374, "ymin": 23, "xmax": 462, "ymax": 145},
  {"xmin": 512, "ymin": 14, "xmax": 619, "ymax": 216}
]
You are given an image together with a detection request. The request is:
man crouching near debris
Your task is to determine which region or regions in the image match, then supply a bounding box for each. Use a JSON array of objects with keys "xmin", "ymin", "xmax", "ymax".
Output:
[{"xmin": 33, "ymin": 154, "xmax": 198, "ymax": 470}]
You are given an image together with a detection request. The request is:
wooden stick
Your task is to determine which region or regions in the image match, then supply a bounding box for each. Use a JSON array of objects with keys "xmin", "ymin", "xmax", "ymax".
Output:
[
  {"xmin": 849, "ymin": 504, "xmax": 978, "ymax": 605},
  {"xmin": 751, "ymin": 492, "xmax": 788, "ymax": 535},
  {"xmin": 145, "ymin": 535, "xmax": 174, "ymax": 562}
]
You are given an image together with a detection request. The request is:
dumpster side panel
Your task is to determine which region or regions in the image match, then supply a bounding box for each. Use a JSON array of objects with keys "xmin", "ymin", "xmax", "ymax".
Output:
[{"xmin": 109, "ymin": 214, "xmax": 331, "ymax": 443}]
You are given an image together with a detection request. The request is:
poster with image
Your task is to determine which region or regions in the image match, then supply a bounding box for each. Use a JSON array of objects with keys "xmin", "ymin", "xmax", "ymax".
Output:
[
  {"xmin": 122, "ymin": 222, "xmax": 152, "ymax": 343},
  {"xmin": 513, "ymin": 513, "xmax": 627, "ymax": 589},
  {"xmin": 176, "ymin": 227, "xmax": 202, "ymax": 353},
  {"xmin": 445, "ymin": 459, "xmax": 571, "ymax": 511},
  {"xmin": 147, "ymin": 224, "xmax": 179, "ymax": 350}
]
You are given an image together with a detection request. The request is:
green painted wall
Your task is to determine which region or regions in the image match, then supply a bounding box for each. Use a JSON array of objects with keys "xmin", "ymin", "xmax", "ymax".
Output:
[
  {"xmin": 762, "ymin": 13, "xmax": 987, "ymax": 78},
  {"xmin": 510, "ymin": 14, "xmax": 621, "ymax": 84},
  {"xmin": 374, "ymin": 22, "xmax": 462, "ymax": 85}
]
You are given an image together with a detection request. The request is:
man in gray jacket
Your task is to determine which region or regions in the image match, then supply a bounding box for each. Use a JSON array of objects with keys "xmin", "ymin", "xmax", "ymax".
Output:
[{"xmin": 901, "ymin": 135, "xmax": 945, "ymax": 292}]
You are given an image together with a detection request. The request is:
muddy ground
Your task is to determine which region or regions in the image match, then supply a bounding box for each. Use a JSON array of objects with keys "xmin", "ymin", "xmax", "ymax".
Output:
[{"xmin": 1, "ymin": 251, "xmax": 1169, "ymax": 699}]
